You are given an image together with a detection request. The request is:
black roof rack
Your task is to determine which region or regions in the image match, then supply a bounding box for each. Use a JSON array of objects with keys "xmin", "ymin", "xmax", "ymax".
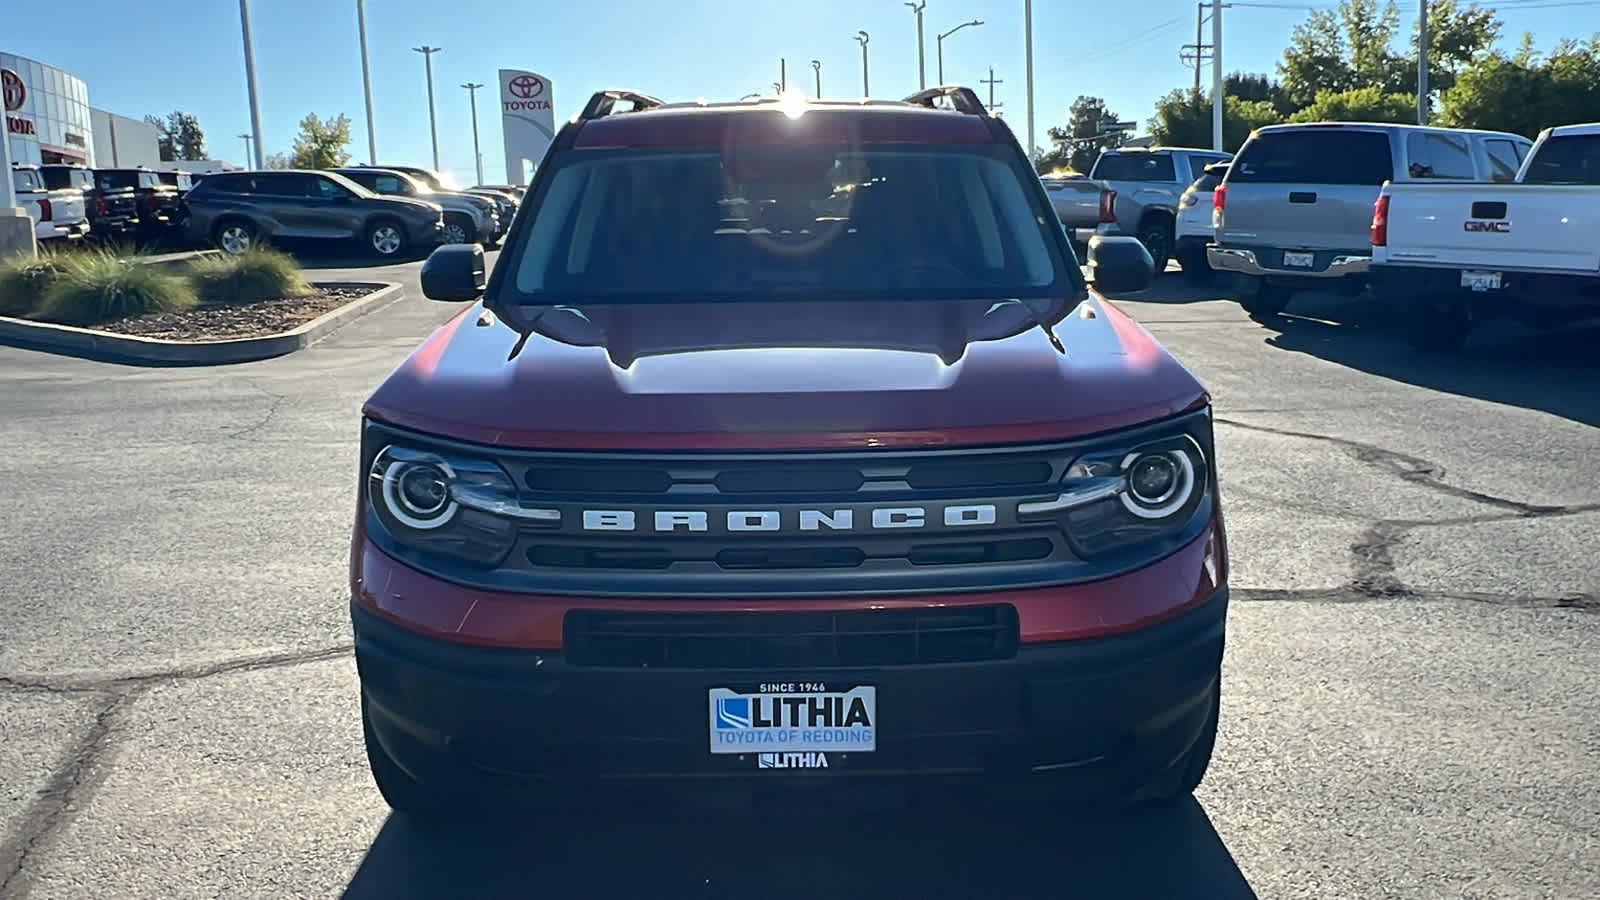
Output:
[
  {"xmin": 579, "ymin": 89, "xmax": 666, "ymax": 121},
  {"xmin": 903, "ymin": 85, "xmax": 987, "ymax": 115}
]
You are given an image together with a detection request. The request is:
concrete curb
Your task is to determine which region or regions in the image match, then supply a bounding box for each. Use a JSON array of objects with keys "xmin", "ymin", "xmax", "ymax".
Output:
[{"xmin": 0, "ymin": 281, "xmax": 405, "ymax": 367}]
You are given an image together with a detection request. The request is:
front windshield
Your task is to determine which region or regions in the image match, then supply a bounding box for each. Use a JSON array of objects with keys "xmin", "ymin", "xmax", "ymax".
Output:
[{"xmin": 508, "ymin": 143, "xmax": 1072, "ymax": 303}]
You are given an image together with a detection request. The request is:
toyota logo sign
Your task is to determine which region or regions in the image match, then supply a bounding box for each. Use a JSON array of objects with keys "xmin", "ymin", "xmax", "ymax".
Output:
[
  {"xmin": 1, "ymin": 69, "xmax": 24, "ymax": 113},
  {"xmin": 508, "ymin": 75, "xmax": 544, "ymax": 99}
]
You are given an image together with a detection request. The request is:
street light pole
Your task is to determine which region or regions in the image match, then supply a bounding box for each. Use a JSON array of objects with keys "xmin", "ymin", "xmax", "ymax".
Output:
[
  {"xmin": 1417, "ymin": 0, "xmax": 1429, "ymax": 123},
  {"xmin": 238, "ymin": 0, "xmax": 265, "ymax": 169},
  {"xmin": 856, "ymin": 31, "xmax": 870, "ymax": 96},
  {"xmin": 905, "ymin": 1, "xmax": 927, "ymax": 90},
  {"xmin": 357, "ymin": 0, "xmax": 377, "ymax": 164},
  {"xmin": 462, "ymin": 82, "xmax": 484, "ymax": 186},
  {"xmin": 780, "ymin": 58, "xmax": 787, "ymax": 92},
  {"xmin": 936, "ymin": 20, "xmax": 983, "ymax": 85},
  {"xmin": 812, "ymin": 59, "xmax": 822, "ymax": 97},
  {"xmin": 413, "ymin": 46, "xmax": 442, "ymax": 171},
  {"xmin": 1025, "ymin": 0, "xmax": 1035, "ymax": 163}
]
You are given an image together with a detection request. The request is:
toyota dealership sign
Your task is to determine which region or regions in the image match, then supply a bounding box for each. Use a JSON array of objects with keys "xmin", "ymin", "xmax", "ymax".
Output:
[{"xmin": 499, "ymin": 69, "xmax": 554, "ymax": 186}]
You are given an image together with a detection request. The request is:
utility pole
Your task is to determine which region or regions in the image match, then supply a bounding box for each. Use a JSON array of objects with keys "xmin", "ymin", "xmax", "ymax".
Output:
[
  {"xmin": 780, "ymin": 58, "xmax": 787, "ymax": 92},
  {"xmin": 812, "ymin": 59, "xmax": 822, "ymax": 97},
  {"xmin": 413, "ymin": 46, "xmax": 442, "ymax": 171},
  {"xmin": 462, "ymin": 82, "xmax": 484, "ymax": 186},
  {"xmin": 1211, "ymin": 1, "xmax": 1225, "ymax": 151},
  {"xmin": 1417, "ymin": 0, "xmax": 1430, "ymax": 123},
  {"xmin": 856, "ymin": 31, "xmax": 870, "ymax": 96},
  {"xmin": 905, "ymin": 1, "xmax": 927, "ymax": 90},
  {"xmin": 1025, "ymin": 0, "xmax": 1035, "ymax": 165},
  {"xmin": 239, "ymin": 133, "xmax": 253, "ymax": 166},
  {"xmin": 980, "ymin": 66, "xmax": 1003, "ymax": 109},
  {"xmin": 356, "ymin": 0, "xmax": 377, "ymax": 164},
  {"xmin": 238, "ymin": 0, "xmax": 265, "ymax": 169},
  {"xmin": 1180, "ymin": 2, "xmax": 1215, "ymax": 93}
]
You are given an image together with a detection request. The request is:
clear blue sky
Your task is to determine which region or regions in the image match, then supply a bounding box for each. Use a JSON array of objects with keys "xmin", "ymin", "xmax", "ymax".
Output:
[{"xmin": 9, "ymin": 0, "xmax": 1585, "ymax": 184}]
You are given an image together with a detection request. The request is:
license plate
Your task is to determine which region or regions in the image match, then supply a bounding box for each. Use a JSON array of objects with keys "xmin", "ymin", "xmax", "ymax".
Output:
[
  {"xmin": 1461, "ymin": 270, "xmax": 1502, "ymax": 291},
  {"xmin": 1282, "ymin": 251, "xmax": 1314, "ymax": 267},
  {"xmin": 708, "ymin": 684, "xmax": 876, "ymax": 755}
]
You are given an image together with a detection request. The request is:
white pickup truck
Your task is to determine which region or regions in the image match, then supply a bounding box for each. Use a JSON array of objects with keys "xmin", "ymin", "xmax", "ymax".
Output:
[
  {"xmin": 10, "ymin": 163, "xmax": 91, "ymax": 245},
  {"xmin": 1370, "ymin": 122, "xmax": 1600, "ymax": 352}
]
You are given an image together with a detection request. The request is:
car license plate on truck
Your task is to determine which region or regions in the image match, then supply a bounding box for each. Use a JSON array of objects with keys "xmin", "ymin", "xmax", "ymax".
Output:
[
  {"xmin": 1461, "ymin": 270, "xmax": 1502, "ymax": 291},
  {"xmin": 709, "ymin": 684, "xmax": 876, "ymax": 755},
  {"xmin": 1282, "ymin": 251, "xmax": 1314, "ymax": 268}
]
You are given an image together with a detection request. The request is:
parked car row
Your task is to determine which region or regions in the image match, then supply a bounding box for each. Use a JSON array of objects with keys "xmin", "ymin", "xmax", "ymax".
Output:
[
  {"xmin": 180, "ymin": 166, "xmax": 522, "ymax": 260},
  {"xmin": 1128, "ymin": 118, "xmax": 1597, "ymax": 354},
  {"xmin": 10, "ymin": 162, "xmax": 191, "ymax": 246}
]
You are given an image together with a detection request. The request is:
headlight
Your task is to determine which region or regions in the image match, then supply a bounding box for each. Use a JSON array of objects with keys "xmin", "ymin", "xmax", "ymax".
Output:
[
  {"xmin": 366, "ymin": 444, "xmax": 552, "ymax": 567},
  {"xmin": 1017, "ymin": 430, "xmax": 1210, "ymax": 559}
]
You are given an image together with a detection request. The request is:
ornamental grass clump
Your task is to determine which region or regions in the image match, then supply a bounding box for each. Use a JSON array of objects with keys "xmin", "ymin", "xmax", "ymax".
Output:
[
  {"xmin": 35, "ymin": 250, "xmax": 197, "ymax": 326},
  {"xmin": 187, "ymin": 247, "xmax": 311, "ymax": 305},
  {"xmin": 0, "ymin": 253, "xmax": 67, "ymax": 318}
]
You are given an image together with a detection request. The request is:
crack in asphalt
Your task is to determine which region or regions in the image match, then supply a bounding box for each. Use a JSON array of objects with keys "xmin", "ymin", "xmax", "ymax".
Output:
[
  {"xmin": 1215, "ymin": 416, "xmax": 1598, "ymax": 610},
  {"xmin": 0, "ymin": 694, "xmax": 125, "ymax": 899},
  {"xmin": 224, "ymin": 385, "xmax": 289, "ymax": 442},
  {"xmin": 0, "ymin": 643, "xmax": 353, "ymax": 897}
]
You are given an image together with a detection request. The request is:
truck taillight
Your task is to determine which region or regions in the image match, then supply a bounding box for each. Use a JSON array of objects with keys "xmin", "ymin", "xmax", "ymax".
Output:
[
  {"xmin": 1371, "ymin": 194, "xmax": 1390, "ymax": 246},
  {"xmin": 1098, "ymin": 189, "xmax": 1117, "ymax": 223},
  {"xmin": 1212, "ymin": 183, "xmax": 1227, "ymax": 212},
  {"xmin": 38, "ymin": 198, "xmax": 52, "ymax": 221},
  {"xmin": 97, "ymin": 195, "xmax": 109, "ymax": 216}
]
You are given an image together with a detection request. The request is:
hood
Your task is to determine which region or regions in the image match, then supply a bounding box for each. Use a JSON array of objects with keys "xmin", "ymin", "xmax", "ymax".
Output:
[
  {"xmin": 363, "ymin": 295, "xmax": 1208, "ymax": 450},
  {"xmin": 374, "ymin": 194, "xmax": 441, "ymax": 213}
]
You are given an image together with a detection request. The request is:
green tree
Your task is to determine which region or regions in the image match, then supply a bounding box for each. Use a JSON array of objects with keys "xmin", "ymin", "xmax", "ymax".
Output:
[
  {"xmin": 1287, "ymin": 86, "xmax": 1417, "ymax": 123},
  {"xmin": 1440, "ymin": 36, "xmax": 1600, "ymax": 137},
  {"xmin": 1035, "ymin": 96, "xmax": 1127, "ymax": 174},
  {"xmin": 1148, "ymin": 89, "xmax": 1282, "ymax": 152},
  {"xmin": 143, "ymin": 111, "xmax": 207, "ymax": 162},
  {"xmin": 287, "ymin": 113, "xmax": 353, "ymax": 170},
  {"xmin": 263, "ymin": 152, "xmax": 292, "ymax": 170},
  {"xmin": 1277, "ymin": 0, "xmax": 1499, "ymax": 112}
]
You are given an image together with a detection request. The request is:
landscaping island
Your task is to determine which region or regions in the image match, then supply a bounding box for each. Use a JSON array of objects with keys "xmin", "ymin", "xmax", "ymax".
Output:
[{"xmin": 0, "ymin": 247, "xmax": 375, "ymax": 342}]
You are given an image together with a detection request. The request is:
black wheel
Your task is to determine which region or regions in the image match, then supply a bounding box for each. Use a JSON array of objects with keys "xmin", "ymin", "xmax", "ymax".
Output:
[
  {"xmin": 441, "ymin": 214, "xmax": 474, "ymax": 246},
  {"xmin": 361, "ymin": 696, "xmax": 476, "ymax": 823},
  {"xmin": 1177, "ymin": 247, "xmax": 1214, "ymax": 285},
  {"xmin": 367, "ymin": 219, "xmax": 408, "ymax": 259},
  {"xmin": 1132, "ymin": 683, "xmax": 1220, "ymax": 804},
  {"xmin": 1137, "ymin": 217, "xmax": 1175, "ymax": 274},
  {"xmin": 1240, "ymin": 281, "xmax": 1292, "ymax": 317},
  {"xmin": 212, "ymin": 218, "xmax": 257, "ymax": 255},
  {"xmin": 1406, "ymin": 299, "xmax": 1473, "ymax": 354}
]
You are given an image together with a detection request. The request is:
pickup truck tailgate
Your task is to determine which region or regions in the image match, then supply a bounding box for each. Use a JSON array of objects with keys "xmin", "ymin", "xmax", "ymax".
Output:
[
  {"xmin": 1383, "ymin": 185, "xmax": 1600, "ymax": 273},
  {"xmin": 47, "ymin": 189, "xmax": 87, "ymax": 225}
]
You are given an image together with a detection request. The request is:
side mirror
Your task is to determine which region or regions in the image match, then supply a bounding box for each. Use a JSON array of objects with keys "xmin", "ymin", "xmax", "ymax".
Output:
[
  {"xmin": 1083, "ymin": 234, "xmax": 1155, "ymax": 295},
  {"xmin": 420, "ymin": 243, "xmax": 487, "ymax": 301}
]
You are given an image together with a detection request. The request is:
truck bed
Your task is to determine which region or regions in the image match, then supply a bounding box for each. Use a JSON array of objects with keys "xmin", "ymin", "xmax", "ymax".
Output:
[{"xmin": 1376, "ymin": 182, "xmax": 1600, "ymax": 274}]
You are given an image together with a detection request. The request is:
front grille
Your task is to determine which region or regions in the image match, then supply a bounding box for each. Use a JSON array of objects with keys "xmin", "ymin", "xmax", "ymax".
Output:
[
  {"xmin": 523, "ymin": 533, "xmax": 1060, "ymax": 572},
  {"xmin": 563, "ymin": 605, "xmax": 1020, "ymax": 668}
]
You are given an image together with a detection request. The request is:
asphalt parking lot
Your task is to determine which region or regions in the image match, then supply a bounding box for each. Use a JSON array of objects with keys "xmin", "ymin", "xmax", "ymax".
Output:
[{"xmin": 1, "ymin": 253, "xmax": 1597, "ymax": 899}]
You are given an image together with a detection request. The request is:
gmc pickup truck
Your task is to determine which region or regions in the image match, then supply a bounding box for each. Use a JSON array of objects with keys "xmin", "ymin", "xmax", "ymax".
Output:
[
  {"xmin": 351, "ymin": 86, "xmax": 1230, "ymax": 821},
  {"xmin": 1370, "ymin": 121, "xmax": 1600, "ymax": 352}
]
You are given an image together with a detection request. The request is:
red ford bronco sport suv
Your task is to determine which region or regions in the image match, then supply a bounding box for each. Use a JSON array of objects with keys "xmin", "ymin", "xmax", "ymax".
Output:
[{"xmin": 351, "ymin": 86, "xmax": 1229, "ymax": 818}]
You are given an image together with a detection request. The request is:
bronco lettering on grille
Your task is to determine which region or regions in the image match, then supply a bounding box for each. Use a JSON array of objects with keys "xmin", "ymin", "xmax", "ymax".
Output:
[{"xmin": 580, "ymin": 505, "xmax": 999, "ymax": 532}]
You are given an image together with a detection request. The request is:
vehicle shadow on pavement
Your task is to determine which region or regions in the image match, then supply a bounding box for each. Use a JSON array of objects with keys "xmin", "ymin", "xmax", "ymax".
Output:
[
  {"xmin": 342, "ymin": 794, "xmax": 1255, "ymax": 899},
  {"xmin": 1251, "ymin": 298, "xmax": 1600, "ymax": 428}
]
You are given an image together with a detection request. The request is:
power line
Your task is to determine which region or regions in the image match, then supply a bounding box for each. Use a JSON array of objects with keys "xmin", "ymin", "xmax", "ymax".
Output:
[{"xmin": 1080, "ymin": 16, "xmax": 1190, "ymax": 66}]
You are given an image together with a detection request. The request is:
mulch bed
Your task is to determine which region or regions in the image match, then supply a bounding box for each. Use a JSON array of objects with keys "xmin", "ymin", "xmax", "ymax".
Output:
[{"xmin": 91, "ymin": 286, "xmax": 374, "ymax": 342}]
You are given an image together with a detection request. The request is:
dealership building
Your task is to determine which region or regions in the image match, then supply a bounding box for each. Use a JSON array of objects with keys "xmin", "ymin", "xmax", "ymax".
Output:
[{"xmin": 3, "ymin": 50, "xmax": 163, "ymax": 171}]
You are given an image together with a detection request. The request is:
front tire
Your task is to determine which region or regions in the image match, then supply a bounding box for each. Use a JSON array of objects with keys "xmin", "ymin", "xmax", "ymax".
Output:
[
  {"xmin": 367, "ymin": 219, "xmax": 407, "ymax": 259},
  {"xmin": 212, "ymin": 218, "xmax": 256, "ymax": 255},
  {"xmin": 361, "ymin": 696, "xmax": 476, "ymax": 823},
  {"xmin": 1131, "ymin": 683, "xmax": 1220, "ymax": 804},
  {"xmin": 441, "ymin": 214, "xmax": 474, "ymax": 246}
]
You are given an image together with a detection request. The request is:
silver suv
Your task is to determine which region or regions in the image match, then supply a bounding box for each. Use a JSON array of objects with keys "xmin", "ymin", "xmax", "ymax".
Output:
[{"xmin": 1207, "ymin": 122, "xmax": 1533, "ymax": 315}]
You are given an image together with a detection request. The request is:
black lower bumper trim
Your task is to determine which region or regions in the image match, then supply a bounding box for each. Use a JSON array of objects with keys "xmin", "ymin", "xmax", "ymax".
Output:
[{"xmin": 354, "ymin": 589, "xmax": 1227, "ymax": 788}]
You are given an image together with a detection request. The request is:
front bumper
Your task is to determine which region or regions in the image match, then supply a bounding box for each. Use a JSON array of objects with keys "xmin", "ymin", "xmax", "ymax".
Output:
[
  {"xmin": 1207, "ymin": 245, "xmax": 1371, "ymax": 280},
  {"xmin": 355, "ymin": 584, "xmax": 1227, "ymax": 790},
  {"xmin": 410, "ymin": 219, "xmax": 447, "ymax": 246}
]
